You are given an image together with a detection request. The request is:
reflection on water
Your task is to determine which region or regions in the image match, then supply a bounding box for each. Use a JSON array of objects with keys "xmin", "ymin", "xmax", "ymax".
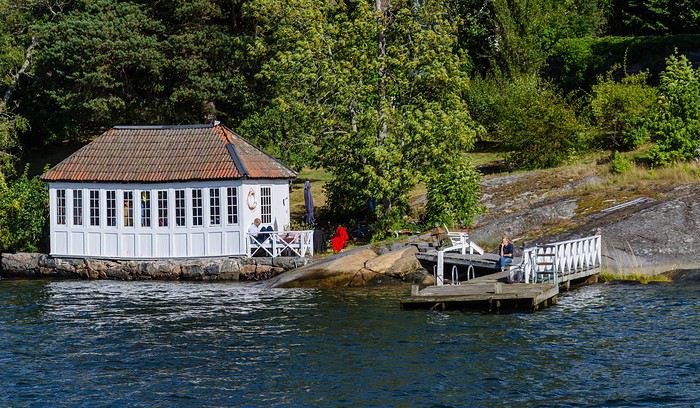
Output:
[{"xmin": 1, "ymin": 280, "xmax": 700, "ymax": 407}]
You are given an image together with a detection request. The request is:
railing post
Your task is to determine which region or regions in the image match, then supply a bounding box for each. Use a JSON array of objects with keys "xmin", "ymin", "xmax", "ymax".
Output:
[
  {"xmin": 271, "ymin": 233, "xmax": 278, "ymax": 258},
  {"xmin": 308, "ymin": 231, "xmax": 314, "ymax": 257},
  {"xmin": 436, "ymin": 251, "xmax": 444, "ymax": 286}
]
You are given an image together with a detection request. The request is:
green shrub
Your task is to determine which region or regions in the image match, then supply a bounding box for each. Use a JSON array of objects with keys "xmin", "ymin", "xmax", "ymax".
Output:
[
  {"xmin": 546, "ymin": 34, "xmax": 700, "ymax": 92},
  {"xmin": 0, "ymin": 168, "xmax": 48, "ymax": 252},
  {"xmin": 591, "ymin": 68, "xmax": 657, "ymax": 150},
  {"xmin": 647, "ymin": 53, "xmax": 700, "ymax": 166},
  {"xmin": 609, "ymin": 151, "xmax": 633, "ymax": 174},
  {"xmin": 469, "ymin": 74, "xmax": 590, "ymax": 169},
  {"xmin": 425, "ymin": 159, "xmax": 482, "ymax": 227}
]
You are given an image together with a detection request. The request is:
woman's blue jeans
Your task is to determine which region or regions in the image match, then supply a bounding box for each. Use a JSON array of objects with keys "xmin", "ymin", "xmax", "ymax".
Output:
[{"xmin": 498, "ymin": 256, "xmax": 513, "ymax": 270}]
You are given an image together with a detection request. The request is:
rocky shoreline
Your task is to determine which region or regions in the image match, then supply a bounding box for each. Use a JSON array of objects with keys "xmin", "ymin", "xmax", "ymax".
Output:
[
  {"xmin": 0, "ymin": 252, "xmax": 308, "ymax": 282},
  {"xmin": 0, "ymin": 243, "xmax": 434, "ymax": 287}
]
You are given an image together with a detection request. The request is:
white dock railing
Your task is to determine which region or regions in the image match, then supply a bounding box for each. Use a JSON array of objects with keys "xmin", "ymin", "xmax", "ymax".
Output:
[
  {"xmin": 432, "ymin": 234, "xmax": 602, "ymax": 286},
  {"xmin": 521, "ymin": 235, "xmax": 602, "ymax": 284},
  {"xmin": 246, "ymin": 230, "xmax": 314, "ymax": 258},
  {"xmin": 435, "ymin": 233, "xmax": 484, "ymax": 286}
]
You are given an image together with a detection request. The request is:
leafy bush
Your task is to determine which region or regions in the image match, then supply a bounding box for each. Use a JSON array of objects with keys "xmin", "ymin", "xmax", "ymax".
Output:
[
  {"xmin": 647, "ymin": 53, "xmax": 700, "ymax": 166},
  {"xmin": 546, "ymin": 34, "xmax": 700, "ymax": 92},
  {"xmin": 0, "ymin": 168, "xmax": 48, "ymax": 252},
  {"xmin": 425, "ymin": 159, "xmax": 482, "ymax": 227},
  {"xmin": 469, "ymin": 74, "xmax": 590, "ymax": 169},
  {"xmin": 590, "ymin": 68, "xmax": 658, "ymax": 150},
  {"xmin": 609, "ymin": 151, "xmax": 632, "ymax": 174}
]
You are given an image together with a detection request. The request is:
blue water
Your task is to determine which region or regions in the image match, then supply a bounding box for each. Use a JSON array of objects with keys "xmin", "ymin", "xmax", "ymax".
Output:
[{"xmin": 1, "ymin": 280, "xmax": 699, "ymax": 407}]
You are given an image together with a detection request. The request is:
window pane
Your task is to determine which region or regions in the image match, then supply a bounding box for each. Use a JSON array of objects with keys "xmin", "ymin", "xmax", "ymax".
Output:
[
  {"xmin": 106, "ymin": 191, "xmax": 116, "ymax": 227},
  {"xmin": 175, "ymin": 190, "xmax": 186, "ymax": 227},
  {"xmin": 192, "ymin": 189, "xmax": 202, "ymax": 226},
  {"xmin": 141, "ymin": 191, "xmax": 151, "ymax": 227},
  {"xmin": 209, "ymin": 188, "xmax": 220, "ymax": 225},
  {"xmin": 123, "ymin": 191, "xmax": 134, "ymax": 227},
  {"xmin": 89, "ymin": 190, "xmax": 100, "ymax": 226},
  {"xmin": 56, "ymin": 190, "xmax": 66, "ymax": 225},
  {"xmin": 261, "ymin": 187, "xmax": 272, "ymax": 224},
  {"xmin": 226, "ymin": 187, "xmax": 238, "ymax": 225},
  {"xmin": 158, "ymin": 190, "xmax": 168, "ymax": 227},
  {"xmin": 73, "ymin": 190, "xmax": 83, "ymax": 226}
]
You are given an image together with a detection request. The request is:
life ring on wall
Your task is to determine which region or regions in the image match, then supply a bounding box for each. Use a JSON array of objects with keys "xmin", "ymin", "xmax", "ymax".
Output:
[{"xmin": 247, "ymin": 188, "xmax": 258, "ymax": 210}]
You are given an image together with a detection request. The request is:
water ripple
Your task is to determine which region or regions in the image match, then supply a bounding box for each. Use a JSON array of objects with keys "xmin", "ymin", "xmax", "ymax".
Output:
[{"xmin": 1, "ymin": 281, "xmax": 700, "ymax": 407}]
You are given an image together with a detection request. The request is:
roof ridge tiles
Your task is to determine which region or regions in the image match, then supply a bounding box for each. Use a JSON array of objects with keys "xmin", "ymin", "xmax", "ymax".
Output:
[{"xmin": 113, "ymin": 124, "xmax": 214, "ymax": 130}]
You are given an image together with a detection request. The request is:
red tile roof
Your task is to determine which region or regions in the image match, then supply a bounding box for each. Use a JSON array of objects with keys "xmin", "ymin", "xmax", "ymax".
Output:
[{"xmin": 40, "ymin": 124, "xmax": 297, "ymax": 182}]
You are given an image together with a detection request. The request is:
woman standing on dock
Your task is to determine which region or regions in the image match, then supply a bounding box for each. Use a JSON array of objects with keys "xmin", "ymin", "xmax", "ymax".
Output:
[{"xmin": 498, "ymin": 236, "xmax": 514, "ymax": 271}]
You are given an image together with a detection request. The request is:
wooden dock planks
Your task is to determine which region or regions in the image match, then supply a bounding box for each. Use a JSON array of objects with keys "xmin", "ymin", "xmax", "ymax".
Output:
[{"xmin": 400, "ymin": 280, "xmax": 559, "ymax": 313}]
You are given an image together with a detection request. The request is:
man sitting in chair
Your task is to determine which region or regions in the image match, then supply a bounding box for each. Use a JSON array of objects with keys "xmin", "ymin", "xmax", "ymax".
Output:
[
  {"xmin": 498, "ymin": 236, "xmax": 514, "ymax": 272},
  {"xmin": 248, "ymin": 218, "xmax": 263, "ymax": 244}
]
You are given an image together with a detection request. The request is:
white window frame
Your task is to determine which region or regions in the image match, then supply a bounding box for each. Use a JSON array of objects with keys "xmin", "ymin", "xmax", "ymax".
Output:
[
  {"xmin": 260, "ymin": 187, "xmax": 272, "ymax": 224},
  {"xmin": 157, "ymin": 190, "xmax": 168, "ymax": 227},
  {"xmin": 106, "ymin": 190, "xmax": 117, "ymax": 227},
  {"xmin": 175, "ymin": 189, "xmax": 186, "ymax": 227},
  {"xmin": 89, "ymin": 190, "xmax": 100, "ymax": 226},
  {"xmin": 209, "ymin": 188, "xmax": 221, "ymax": 226},
  {"xmin": 56, "ymin": 189, "xmax": 66, "ymax": 225},
  {"xmin": 192, "ymin": 189, "xmax": 203, "ymax": 226},
  {"xmin": 73, "ymin": 189, "xmax": 83, "ymax": 226},
  {"xmin": 226, "ymin": 187, "xmax": 238, "ymax": 225},
  {"xmin": 141, "ymin": 191, "xmax": 151, "ymax": 227},
  {"xmin": 123, "ymin": 191, "xmax": 134, "ymax": 227}
]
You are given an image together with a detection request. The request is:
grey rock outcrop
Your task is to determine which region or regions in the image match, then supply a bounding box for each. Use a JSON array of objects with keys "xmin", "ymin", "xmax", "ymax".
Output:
[
  {"xmin": 598, "ymin": 185, "xmax": 700, "ymax": 274},
  {"xmin": 471, "ymin": 199, "xmax": 578, "ymax": 245}
]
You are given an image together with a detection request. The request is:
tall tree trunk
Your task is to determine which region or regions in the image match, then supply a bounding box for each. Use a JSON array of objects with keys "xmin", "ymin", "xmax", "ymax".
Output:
[
  {"xmin": 1, "ymin": 36, "xmax": 37, "ymax": 112},
  {"xmin": 376, "ymin": 0, "xmax": 389, "ymax": 142}
]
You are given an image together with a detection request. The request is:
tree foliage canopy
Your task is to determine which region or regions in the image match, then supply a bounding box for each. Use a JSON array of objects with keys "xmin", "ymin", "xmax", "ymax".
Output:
[
  {"xmin": 648, "ymin": 53, "xmax": 700, "ymax": 165},
  {"xmin": 0, "ymin": 0, "xmax": 699, "ymax": 245}
]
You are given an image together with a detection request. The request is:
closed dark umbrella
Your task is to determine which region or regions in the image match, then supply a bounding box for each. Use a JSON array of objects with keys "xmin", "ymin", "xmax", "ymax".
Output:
[{"xmin": 304, "ymin": 180, "xmax": 315, "ymax": 225}]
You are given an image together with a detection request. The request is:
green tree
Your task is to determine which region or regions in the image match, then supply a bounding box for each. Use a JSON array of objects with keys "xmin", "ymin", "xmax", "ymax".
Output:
[
  {"xmin": 29, "ymin": 0, "xmax": 167, "ymax": 140},
  {"xmin": 151, "ymin": 0, "xmax": 256, "ymax": 125},
  {"xmin": 450, "ymin": 0, "xmax": 607, "ymax": 75},
  {"xmin": 590, "ymin": 68, "xmax": 657, "ymax": 150},
  {"xmin": 0, "ymin": 167, "xmax": 48, "ymax": 252},
  {"xmin": 425, "ymin": 158, "xmax": 482, "ymax": 227},
  {"xmin": 246, "ymin": 0, "xmax": 480, "ymax": 235},
  {"xmin": 469, "ymin": 74, "xmax": 589, "ymax": 169},
  {"xmin": 648, "ymin": 52, "xmax": 700, "ymax": 166},
  {"xmin": 0, "ymin": 0, "xmax": 45, "ymax": 180},
  {"xmin": 607, "ymin": 0, "xmax": 700, "ymax": 35}
]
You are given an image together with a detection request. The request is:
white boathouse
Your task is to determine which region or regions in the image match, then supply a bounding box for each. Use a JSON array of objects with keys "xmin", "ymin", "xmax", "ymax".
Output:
[{"xmin": 40, "ymin": 123, "xmax": 297, "ymax": 259}]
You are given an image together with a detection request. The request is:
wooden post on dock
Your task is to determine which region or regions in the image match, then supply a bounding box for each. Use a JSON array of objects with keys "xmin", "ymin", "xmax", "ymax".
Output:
[
  {"xmin": 494, "ymin": 282, "xmax": 502, "ymax": 294},
  {"xmin": 411, "ymin": 285, "xmax": 420, "ymax": 296}
]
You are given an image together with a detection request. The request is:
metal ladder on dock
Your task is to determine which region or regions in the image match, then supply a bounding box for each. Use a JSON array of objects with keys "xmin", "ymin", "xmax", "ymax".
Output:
[{"xmin": 434, "ymin": 233, "xmax": 483, "ymax": 286}]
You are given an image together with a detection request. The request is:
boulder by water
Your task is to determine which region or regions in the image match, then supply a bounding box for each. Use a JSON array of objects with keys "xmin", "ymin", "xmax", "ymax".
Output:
[{"xmin": 268, "ymin": 245, "xmax": 429, "ymax": 288}]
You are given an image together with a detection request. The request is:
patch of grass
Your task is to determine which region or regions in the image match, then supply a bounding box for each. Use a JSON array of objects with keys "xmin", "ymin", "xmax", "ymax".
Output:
[
  {"xmin": 470, "ymin": 151, "xmax": 504, "ymax": 168},
  {"xmin": 599, "ymin": 271, "xmax": 672, "ymax": 284},
  {"xmin": 612, "ymin": 161, "xmax": 700, "ymax": 186},
  {"xmin": 290, "ymin": 168, "xmax": 331, "ymax": 220}
]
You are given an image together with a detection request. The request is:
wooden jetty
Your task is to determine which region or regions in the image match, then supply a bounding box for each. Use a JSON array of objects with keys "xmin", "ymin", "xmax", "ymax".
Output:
[{"xmin": 401, "ymin": 235, "xmax": 602, "ymax": 313}]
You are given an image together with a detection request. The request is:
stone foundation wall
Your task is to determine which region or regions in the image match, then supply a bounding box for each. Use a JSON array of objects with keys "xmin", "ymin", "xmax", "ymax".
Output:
[{"xmin": 0, "ymin": 253, "xmax": 309, "ymax": 281}]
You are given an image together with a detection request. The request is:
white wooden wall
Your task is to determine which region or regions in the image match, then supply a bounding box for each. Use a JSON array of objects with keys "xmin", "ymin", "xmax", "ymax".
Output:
[{"xmin": 47, "ymin": 179, "xmax": 291, "ymax": 259}]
